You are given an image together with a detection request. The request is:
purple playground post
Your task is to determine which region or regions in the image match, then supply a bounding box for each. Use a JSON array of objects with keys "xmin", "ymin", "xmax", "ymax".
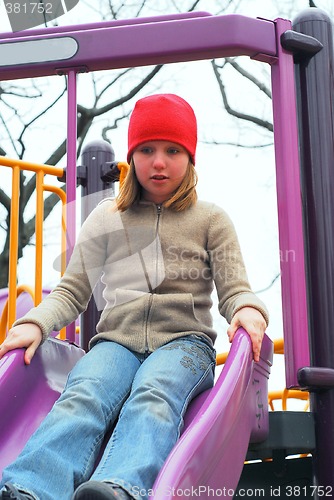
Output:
[
  {"xmin": 270, "ymin": 17, "xmax": 310, "ymax": 388},
  {"xmin": 64, "ymin": 70, "xmax": 77, "ymax": 343},
  {"xmin": 293, "ymin": 7, "xmax": 334, "ymax": 489}
]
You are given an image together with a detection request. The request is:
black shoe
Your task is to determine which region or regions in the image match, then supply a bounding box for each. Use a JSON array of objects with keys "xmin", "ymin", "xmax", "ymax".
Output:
[
  {"xmin": 72, "ymin": 481, "xmax": 132, "ymax": 500},
  {"xmin": 0, "ymin": 483, "xmax": 35, "ymax": 499}
]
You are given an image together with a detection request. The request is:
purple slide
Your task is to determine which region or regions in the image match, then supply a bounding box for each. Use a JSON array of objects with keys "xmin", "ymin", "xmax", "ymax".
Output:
[
  {"xmin": 0, "ymin": 338, "xmax": 85, "ymax": 473},
  {"xmin": 0, "ymin": 288, "xmax": 273, "ymax": 494},
  {"xmin": 151, "ymin": 329, "xmax": 273, "ymax": 498},
  {"xmin": 0, "ymin": 288, "xmax": 85, "ymax": 473}
]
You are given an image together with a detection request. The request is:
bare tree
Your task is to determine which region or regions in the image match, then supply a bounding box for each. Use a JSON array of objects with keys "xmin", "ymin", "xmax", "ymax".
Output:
[
  {"xmin": 210, "ymin": 0, "xmax": 325, "ymax": 143},
  {"xmin": 212, "ymin": 58, "xmax": 272, "ymax": 132}
]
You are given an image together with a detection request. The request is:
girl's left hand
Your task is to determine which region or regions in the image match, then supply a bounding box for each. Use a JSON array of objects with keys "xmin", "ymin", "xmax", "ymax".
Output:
[{"xmin": 227, "ymin": 307, "xmax": 267, "ymax": 362}]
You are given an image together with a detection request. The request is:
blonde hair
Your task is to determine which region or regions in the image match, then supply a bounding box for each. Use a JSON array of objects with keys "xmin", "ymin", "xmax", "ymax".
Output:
[{"xmin": 116, "ymin": 159, "xmax": 198, "ymax": 212}]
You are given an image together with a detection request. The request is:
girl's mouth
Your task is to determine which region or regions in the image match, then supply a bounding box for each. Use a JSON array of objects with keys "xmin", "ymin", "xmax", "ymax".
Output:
[{"xmin": 151, "ymin": 175, "xmax": 168, "ymax": 180}]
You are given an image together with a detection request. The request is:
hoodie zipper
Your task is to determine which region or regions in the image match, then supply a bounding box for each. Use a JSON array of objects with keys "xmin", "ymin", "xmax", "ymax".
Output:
[
  {"xmin": 156, "ymin": 203, "xmax": 162, "ymax": 232},
  {"xmin": 155, "ymin": 203, "xmax": 162, "ymax": 288},
  {"xmin": 144, "ymin": 203, "xmax": 162, "ymax": 354}
]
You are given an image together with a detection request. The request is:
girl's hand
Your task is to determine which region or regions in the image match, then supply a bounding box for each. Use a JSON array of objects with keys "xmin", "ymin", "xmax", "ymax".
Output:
[
  {"xmin": 227, "ymin": 307, "xmax": 266, "ymax": 362},
  {"xmin": 0, "ymin": 323, "xmax": 43, "ymax": 365}
]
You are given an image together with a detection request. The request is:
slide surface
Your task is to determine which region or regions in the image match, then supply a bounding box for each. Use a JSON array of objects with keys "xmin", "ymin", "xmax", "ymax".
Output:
[
  {"xmin": 0, "ymin": 287, "xmax": 273, "ymax": 497},
  {"xmin": 151, "ymin": 329, "xmax": 273, "ymax": 498},
  {"xmin": 0, "ymin": 338, "xmax": 84, "ymax": 474}
]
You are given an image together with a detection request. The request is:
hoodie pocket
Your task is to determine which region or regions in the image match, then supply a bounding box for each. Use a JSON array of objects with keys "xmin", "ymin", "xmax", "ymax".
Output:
[{"xmin": 148, "ymin": 292, "xmax": 203, "ymax": 337}]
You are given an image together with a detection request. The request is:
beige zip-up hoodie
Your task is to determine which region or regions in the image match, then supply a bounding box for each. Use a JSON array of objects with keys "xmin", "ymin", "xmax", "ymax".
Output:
[{"xmin": 14, "ymin": 199, "xmax": 269, "ymax": 352}]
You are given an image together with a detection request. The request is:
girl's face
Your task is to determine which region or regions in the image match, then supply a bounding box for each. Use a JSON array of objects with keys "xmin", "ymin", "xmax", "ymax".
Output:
[{"xmin": 132, "ymin": 140, "xmax": 190, "ymax": 204}]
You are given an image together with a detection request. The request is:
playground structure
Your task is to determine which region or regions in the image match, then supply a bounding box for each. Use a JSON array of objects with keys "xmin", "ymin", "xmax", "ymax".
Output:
[{"xmin": 0, "ymin": 6, "xmax": 334, "ymax": 498}]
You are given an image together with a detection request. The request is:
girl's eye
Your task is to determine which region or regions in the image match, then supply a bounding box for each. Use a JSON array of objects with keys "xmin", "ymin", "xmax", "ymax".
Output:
[
  {"xmin": 167, "ymin": 148, "xmax": 179, "ymax": 154},
  {"xmin": 140, "ymin": 147, "xmax": 153, "ymax": 154}
]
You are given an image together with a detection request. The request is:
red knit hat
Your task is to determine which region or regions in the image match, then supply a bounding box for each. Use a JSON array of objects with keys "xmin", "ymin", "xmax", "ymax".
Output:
[{"xmin": 127, "ymin": 94, "xmax": 197, "ymax": 164}]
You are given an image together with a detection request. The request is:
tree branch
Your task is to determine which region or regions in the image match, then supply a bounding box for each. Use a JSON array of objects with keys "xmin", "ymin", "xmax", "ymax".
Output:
[
  {"xmin": 201, "ymin": 139, "xmax": 274, "ymax": 149},
  {"xmin": 225, "ymin": 57, "xmax": 272, "ymax": 98},
  {"xmin": 211, "ymin": 59, "xmax": 273, "ymax": 132},
  {"xmin": 0, "ymin": 113, "xmax": 20, "ymax": 157},
  {"xmin": 0, "ymin": 187, "xmax": 11, "ymax": 211},
  {"xmin": 102, "ymin": 111, "xmax": 132, "ymax": 142},
  {"xmin": 0, "ymin": 82, "xmax": 43, "ymax": 99},
  {"xmin": 92, "ymin": 68, "xmax": 133, "ymax": 104},
  {"xmin": 24, "ymin": 189, "xmax": 65, "ymax": 244},
  {"xmin": 92, "ymin": 64, "xmax": 163, "ymax": 117},
  {"xmin": 255, "ymin": 273, "xmax": 280, "ymax": 294},
  {"xmin": 17, "ymin": 83, "xmax": 67, "ymax": 159}
]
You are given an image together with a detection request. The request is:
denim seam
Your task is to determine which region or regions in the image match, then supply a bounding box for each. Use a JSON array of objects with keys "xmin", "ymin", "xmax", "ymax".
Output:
[
  {"xmin": 177, "ymin": 359, "xmax": 216, "ymax": 436},
  {"xmin": 92, "ymin": 423, "xmax": 120, "ymax": 479},
  {"xmin": 79, "ymin": 383, "xmax": 132, "ymax": 482}
]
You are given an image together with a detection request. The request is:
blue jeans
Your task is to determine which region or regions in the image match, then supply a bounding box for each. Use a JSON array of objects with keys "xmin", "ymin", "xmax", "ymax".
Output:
[{"xmin": 1, "ymin": 336, "xmax": 215, "ymax": 500}]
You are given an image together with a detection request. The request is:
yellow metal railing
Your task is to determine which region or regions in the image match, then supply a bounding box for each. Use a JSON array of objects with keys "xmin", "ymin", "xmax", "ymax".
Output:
[
  {"xmin": 0, "ymin": 156, "xmax": 66, "ymax": 342},
  {"xmin": 270, "ymin": 338, "xmax": 309, "ymax": 411},
  {"xmin": 216, "ymin": 337, "xmax": 310, "ymax": 410},
  {"xmin": 268, "ymin": 388, "xmax": 309, "ymax": 411}
]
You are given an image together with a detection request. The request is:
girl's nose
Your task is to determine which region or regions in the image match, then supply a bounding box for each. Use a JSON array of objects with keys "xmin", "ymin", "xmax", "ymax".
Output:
[{"xmin": 152, "ymin": 152, "xmax": 166, "ymax": 169}]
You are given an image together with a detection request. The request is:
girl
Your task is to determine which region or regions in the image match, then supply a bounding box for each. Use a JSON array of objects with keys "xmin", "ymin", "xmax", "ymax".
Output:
[{"xmin": 0, "ymin": 94, "xmax": 268, "ymax": 500}]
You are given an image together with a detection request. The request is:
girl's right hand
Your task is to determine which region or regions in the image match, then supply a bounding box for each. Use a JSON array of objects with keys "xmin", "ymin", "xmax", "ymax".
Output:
[{"xmin": 0, "ymin": 323, "xmax": 43, "ymax": 365}]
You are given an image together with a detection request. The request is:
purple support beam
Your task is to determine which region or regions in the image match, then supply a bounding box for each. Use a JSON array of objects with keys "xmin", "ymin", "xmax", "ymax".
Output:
[
  {"xmin": 270, "ymin": 18, "xmax": 310, "ymax": 389},
  {"xmin": 65, "ymin": 70, "xmax": 77, "ymax": 343},
  {"xmin": 0, "ymin": 11, "xmax": 211, "ymax": 41},
  {"xmin": 0, "ymin": 14, "xmax": 276, "ymax": 81}
]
